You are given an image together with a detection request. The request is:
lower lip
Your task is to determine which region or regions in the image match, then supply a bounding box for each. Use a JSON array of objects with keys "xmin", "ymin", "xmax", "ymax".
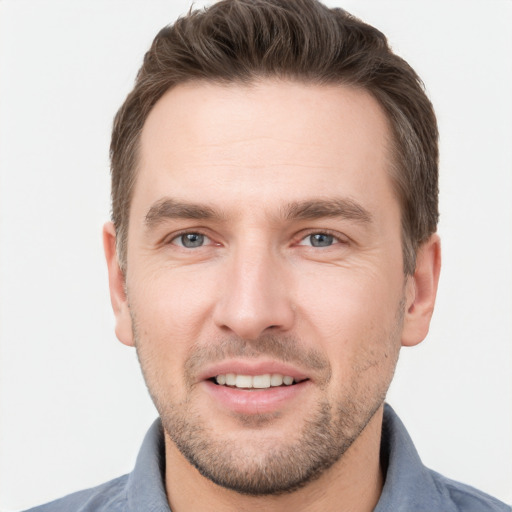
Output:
[{"xmin": 202, "ymin": 380, "xmax": 311, "ymax": 415}]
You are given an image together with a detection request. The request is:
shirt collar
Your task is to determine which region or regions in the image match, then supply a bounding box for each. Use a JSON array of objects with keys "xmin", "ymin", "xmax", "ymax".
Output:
[
  {"xmin": 374, "ymin": 403, "xmax": 451, "ymax": 512},
  {"xmin": 126, "ymin": 420, "xmax": 171, "ymax": 512}
]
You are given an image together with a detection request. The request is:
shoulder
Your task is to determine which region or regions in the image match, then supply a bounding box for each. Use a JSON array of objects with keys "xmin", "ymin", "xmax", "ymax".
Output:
[
  {"xmin": 22, "ymin": 474, "xmax": 129, "ymax": 512},
  {"xmin": 379, "ymin": 404, "xmax": 510, "ymax": 512},
  {"xmin": 430, "ymin": 469, "xmax": 511, "ymax": 512},
  {"xmin": 22, "ymin": 419, "xmax": 168, "ymax": 512}
]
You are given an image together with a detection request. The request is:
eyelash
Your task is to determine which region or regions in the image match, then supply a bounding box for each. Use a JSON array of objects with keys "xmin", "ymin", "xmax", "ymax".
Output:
[
  {"xmin": 167, "ymin": 230, "xmax": 214, "ymax": 248},
  {"xmin": 296, "ymin": 229, "xmax": 348, "ymax": 248},
  {"xmin": 166, "ymin": 229, "xmax": 348, "ymax": 249}
]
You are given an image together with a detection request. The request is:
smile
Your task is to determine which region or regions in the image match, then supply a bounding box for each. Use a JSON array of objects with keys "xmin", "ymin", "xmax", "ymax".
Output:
[
  {"xmin": 203, "ymin": 366, "xmax": 312, "ymax": 414},
  {"xmin": 214, "ymin": 373, "xmax": 302, "ymax": 389}
]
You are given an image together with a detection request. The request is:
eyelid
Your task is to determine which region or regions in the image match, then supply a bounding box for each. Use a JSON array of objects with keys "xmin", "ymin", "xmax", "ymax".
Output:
[
  {"xmin": 161, "ymin": 227, "xmax": 348, "ymax": 247},
  {"xmin": 165, "ymin": 229, "xmax": 215, "ymax": 247},
  {"xmin": 296, "ymin": 229, "xmax": 350, "ymax": 246}
]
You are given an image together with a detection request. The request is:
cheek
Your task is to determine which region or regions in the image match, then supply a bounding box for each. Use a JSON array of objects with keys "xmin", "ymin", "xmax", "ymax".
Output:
[
  {"xmin": 295, "ymin": 266, "xmax": 403, "ymax": 380},
  {"xmin": 128, "ymin": 265, "xmax": 219, "ymax": 359},
  {"xmin": 297, "ymin": 264, "xmax": 402, "ymax": 336}
]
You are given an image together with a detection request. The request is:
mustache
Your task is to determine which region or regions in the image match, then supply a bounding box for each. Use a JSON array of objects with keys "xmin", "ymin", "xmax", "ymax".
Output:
[{"xmin": 184, "ymin": 333, "xmax": 332, "ymax": 386}]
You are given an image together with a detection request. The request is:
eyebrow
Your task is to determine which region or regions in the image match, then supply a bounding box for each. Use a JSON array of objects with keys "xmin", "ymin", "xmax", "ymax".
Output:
[
  {"xmin": 283, "ymin": 198, "xmax": 373, "ymax": 224},
  {"xmin": 145, "ymin": 198, "xmax": 220, "ymax": 228},
  {"xmin": 144, "ymin": 196, "xmax": 372, "ymax": 229}
]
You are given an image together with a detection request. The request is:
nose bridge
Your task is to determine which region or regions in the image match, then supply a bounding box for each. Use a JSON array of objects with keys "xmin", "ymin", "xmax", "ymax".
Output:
[{"xmin": 214, "ymin": 239, "xmax": 294, "ymax": 339}]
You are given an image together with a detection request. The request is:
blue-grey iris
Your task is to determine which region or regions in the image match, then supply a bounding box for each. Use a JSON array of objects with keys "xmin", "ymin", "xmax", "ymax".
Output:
[
  {"xmin": 181, "ymin": 233, "xmax": 204, "ymax": 248},
  {"xmin": 310, "ymin": 233, "xmax": 334, "ymax": 247}
]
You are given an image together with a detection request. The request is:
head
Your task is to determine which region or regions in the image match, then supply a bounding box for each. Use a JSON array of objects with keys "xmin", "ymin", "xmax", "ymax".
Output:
[
  {"xmin": 110, "ymin": 0, "xmax": 438, "ymax": 277},
  {"xmin": 104, "ymin": 0, "xmax": 441, "ymax": 499}
]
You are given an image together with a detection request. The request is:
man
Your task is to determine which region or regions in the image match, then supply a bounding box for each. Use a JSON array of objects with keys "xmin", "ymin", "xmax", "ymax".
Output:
[{"xmin": 24, "ymin": 0, "xmax": 510, "ymax": 511}]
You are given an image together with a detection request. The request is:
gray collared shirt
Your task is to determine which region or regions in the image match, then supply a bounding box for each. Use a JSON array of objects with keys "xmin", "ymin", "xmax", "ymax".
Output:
[{"xmin": 25, "ymin": 404, "xmax": 511, "ymax": 511}]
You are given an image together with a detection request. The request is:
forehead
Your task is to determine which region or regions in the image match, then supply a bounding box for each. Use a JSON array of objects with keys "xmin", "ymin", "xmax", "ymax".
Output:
[{"xmin": 135, "ymin": 80, "xmax": 396, "ymax": 220}]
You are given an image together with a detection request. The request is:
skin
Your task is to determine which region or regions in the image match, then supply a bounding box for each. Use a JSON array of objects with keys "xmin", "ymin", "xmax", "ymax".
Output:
[{"xmin": 104, "ymin": 80, "xmax": 441, "ymax": 512}]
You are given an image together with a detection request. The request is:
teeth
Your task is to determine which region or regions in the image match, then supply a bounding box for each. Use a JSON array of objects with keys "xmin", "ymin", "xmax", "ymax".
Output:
[
  {"xmin": 283, "ymin": 375, "xmax": 294, "ymax": 385},
  {"xmin": 270, "ymin": 374, "xmax": 283, "ymax": 386},
  {"xmin": 235, "ymin": 375, "xmax": 252, "ymax": 388},
  {"xmin": 253, "ymin": 374, "xmax": 271, "ymax": 388},
  {"xmin": 215, "ymin": 373, "xmax": 296, "ymax": 389}
]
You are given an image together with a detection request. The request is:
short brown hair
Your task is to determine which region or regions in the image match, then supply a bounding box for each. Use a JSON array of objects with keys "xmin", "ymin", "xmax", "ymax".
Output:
[{"xmin": 110, "ymin": 0, "xmax": 438, "ymax": 275}]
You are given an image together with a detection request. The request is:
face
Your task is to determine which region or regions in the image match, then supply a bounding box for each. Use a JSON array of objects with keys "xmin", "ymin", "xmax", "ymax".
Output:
[{"xmin": 109, "ymin": 80, "xmax": 417, "ymax": 495}]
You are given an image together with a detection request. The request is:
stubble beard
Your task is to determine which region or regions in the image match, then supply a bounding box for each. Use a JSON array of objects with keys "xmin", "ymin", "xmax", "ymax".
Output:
[
  {"xmin": 157, "ymin": 388, "xmax": 384, "ymax": 496},
  {"xmin": 133, "ymin": 302, "xmax": 404, "ymax": 496}
]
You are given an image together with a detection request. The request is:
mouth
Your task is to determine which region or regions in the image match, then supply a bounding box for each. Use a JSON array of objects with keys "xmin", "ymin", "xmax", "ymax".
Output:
[
  {"xmin": 201, "ymin": 363, "xmax": 312, "ymax": 415},
  {"xmin": 210, "ymin": 373, "xmax": 308, "ymax": 389}
]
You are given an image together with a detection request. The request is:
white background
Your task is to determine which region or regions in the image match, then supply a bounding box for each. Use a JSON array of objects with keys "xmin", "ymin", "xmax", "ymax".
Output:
[{"xmin": 0, "ymin": 1, "xmax": 511, "ymax": 510}]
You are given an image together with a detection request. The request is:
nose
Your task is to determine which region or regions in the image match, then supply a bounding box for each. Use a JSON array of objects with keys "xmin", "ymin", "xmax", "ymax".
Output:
[{"xmin": 213, "ymin": 244, "xmax": 295, "ymax": 340}]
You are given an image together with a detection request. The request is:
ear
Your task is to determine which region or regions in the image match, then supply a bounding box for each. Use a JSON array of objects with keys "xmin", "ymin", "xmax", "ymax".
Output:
[
  {"xmin": 401, "ymin": 234, "xmax": 441, "ymax": 347},
  {"xmin": 103, "ymin": 222, "xmax": 134, "ymax": 347}
]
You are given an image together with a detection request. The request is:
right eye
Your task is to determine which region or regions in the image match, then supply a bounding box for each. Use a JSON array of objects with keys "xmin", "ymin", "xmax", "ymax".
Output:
[
  {"xmin": 299, "ymin": 233, "xmax": 336, "ymax": 247},
  {"xmin": 171, "ymin": 232, "xmax": 210, "ymax": 248}
]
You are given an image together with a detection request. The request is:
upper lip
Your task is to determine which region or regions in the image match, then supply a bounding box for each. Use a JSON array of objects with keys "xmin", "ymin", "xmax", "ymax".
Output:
[{"xmin": 198, "ymin": 359, "xmax": 310, "ymax": 382}]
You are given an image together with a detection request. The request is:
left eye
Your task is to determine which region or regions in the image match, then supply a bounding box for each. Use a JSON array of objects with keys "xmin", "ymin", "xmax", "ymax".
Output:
[
  {"xmin": 172, "ymin": 233, "xmax": 210, "ymax": 248},
  {"xmin": 299, "ymin": 233, "xmax": 338, "ymax": 247}
]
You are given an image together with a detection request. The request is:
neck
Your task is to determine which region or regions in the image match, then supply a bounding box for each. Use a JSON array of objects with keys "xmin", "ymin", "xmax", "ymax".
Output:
[{"xmin": 164, "ymin": 405, "xmax": 385, "ymax": 512}]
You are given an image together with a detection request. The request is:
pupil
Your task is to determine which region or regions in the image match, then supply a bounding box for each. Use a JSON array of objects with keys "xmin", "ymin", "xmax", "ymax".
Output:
[
  {"xmin": 311, "ymin": 233, "xmax": 333, "ymax": 247},
  {"xmin": 182, "ymin": 233, "xmax": 204, "ymax": 248}
]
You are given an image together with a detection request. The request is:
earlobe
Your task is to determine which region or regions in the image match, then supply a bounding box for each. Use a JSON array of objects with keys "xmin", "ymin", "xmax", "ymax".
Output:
[
  {"xmin": 103, "ymin": 222, "xmax": 134, "ymax": 347},
  {"xmin": 401, "ymin": 234, "xmax": 441, "ymax": 347}
]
